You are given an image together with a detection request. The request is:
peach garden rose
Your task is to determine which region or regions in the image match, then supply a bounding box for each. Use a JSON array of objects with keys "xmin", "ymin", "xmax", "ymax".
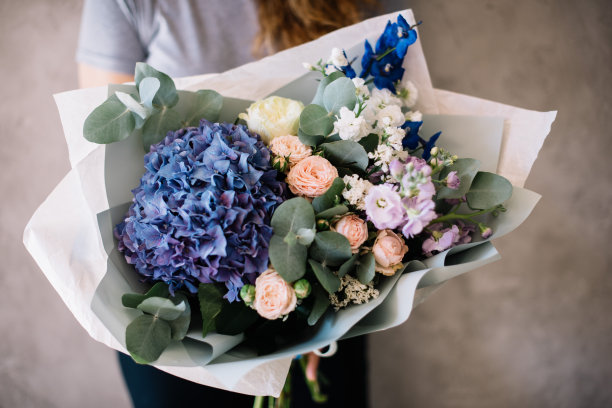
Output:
[
  {"xmin": 286, "ymin": 155, "xmax": 338, "ymax": 198},
  {"xmin": 332, "ymin": 214, "xmax": 368, "ymax": 253},
  {"xmin": 253, "ymin": 269, "xmax": 297, "ymax": 320},
  {"xmin": 372, "ymin": 229, "xmax": 409, "ymax": 276},
  {"xmin": 269, "ymin": 135, "xmax": 312, "ymax": 169}
]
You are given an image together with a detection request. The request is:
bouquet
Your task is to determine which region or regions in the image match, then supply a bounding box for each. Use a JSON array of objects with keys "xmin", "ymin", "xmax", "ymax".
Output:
[{"xmin": 24, "ymin": 9, "xmax": 555, "ymax": 402}]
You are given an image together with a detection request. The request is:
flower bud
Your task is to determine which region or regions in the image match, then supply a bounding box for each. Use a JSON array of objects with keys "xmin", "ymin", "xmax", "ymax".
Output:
[
  {"xmin": 302, "ymin": 62, "xmax": 314, "ymax": 70},
  {"xmin": 272, "ymin": 156, "xmax": 288, "ymax": 173},
  {"xmin": 240, "ymin": 284, "xmax": 256, "ymax": 306},
  {"xmin": 478, "ymin": 223, "xmax": 493, "ymax": 239},
  {"xmin": 316, "ymin": 219, "xmax": 330, "ymax": 231},
  {"xmin": 293, "ymin": 279, "xmax": 312, "ymax": 299},
  {"xmin": 430, "ymin": 147, "xmax": 439, "ymax": 157}
]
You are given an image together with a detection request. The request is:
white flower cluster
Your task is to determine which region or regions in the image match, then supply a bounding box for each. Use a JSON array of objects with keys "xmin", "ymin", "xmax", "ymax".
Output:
[
  {"xmin": 325, "ymin": 47, "xmax": 349, "ymax": 75},
  {"xmin": 342, "ymin": 174, "xmax": 372, "ymax": 210},
  {"xmin": 368, "ymin": 127, "xmax": 409, "ymax": 173},
  {"xmin": 329, "ymin": 274, "xmax": 380, "ymax": 311}
]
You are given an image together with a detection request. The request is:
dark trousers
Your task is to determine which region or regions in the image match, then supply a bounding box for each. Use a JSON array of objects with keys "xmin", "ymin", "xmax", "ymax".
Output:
[{"xmin": 118, "ymin": 336, "xmax": 368, "ymax": 407}]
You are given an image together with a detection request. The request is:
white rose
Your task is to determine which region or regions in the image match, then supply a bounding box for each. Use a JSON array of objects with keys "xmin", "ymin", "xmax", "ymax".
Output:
[{"xmin": 238, "ymin": 96, "xmax": 304, "ymax": 144}]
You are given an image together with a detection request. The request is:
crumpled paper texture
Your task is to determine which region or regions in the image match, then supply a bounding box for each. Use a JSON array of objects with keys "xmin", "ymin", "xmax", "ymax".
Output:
[{"xmin": 24, "ymin": 9, "xmax": 556, "ymax": 397}]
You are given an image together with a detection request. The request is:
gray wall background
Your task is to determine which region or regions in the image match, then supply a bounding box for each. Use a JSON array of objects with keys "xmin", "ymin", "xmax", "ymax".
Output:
[{"xmin": 1, "ymin": 0, "xmax": 610, "ymax": 407}]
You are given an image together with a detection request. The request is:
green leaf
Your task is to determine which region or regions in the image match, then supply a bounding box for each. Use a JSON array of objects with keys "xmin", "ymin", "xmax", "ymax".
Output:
[
  {"xmin": 312, "ymin": 178, "xmax": 345, "ymax": 213},
  {"xmin": 122, "ymin": 282, "xmax": 170, "ymax": 309},
  {"xmin": 137, "ymin": 297, "xmax": 186, "ymax": 321},
  {"xmin": 299, "ymin": 104, "xmax": 334, "ymax": 137},
  {"xmin": 316, "ymin": 204, "xmax": 348, "ymax": 219},
  {"xmin": 214, "ymin": 302, "xmax": 259, "ymax": 335},
  {"xmin": 356, "ymin": 252, "xmax": 375, "ymax": 284},
  {"xmin": 358, "ymin": 133, "xmax": 380, "ymax": 153},
  {"xmin": 298, "ymin": 128, "xmax": 325, "ymax": 147},
  {"xmin": 126, "ymin": 314, "xmax": 172, "ymax": 364},
  {"xmin": 465, "ymin": 172, "xmax": 513, "ymax": 210},
  {"xmin": 437, "ymin": 158, "xmax": 481, "ymax": 199},
  {"xmin": 271, "ymin": 197, "xmax": 316, "ymax": 237},
  {"xmin": 138, "ymin": 77, "xmax": 161, "ymax": 110},
  {"xmin": 269, "ymin": 235, "xmax": 308, "ymax": 282},
  {"xmin": 198, "ymin": 284, "xmax": 224, "ymax": 337},
  {"xmin": 167, "ymin": 293, "xmax": 191, "ymax": 341},
  {"xmin": 307, "ymin": 286, "xmax": 330, "ymax": 326},
  {"xmin": 83, "ymin": 95, "xmax": 136, "ymax": 144},
  {"xmin": 311, "ymin": 71, "xmax": 345, "ymax": 107},
  {"xmin": 142, "ymin": 107, "xmax": 183, "ymax": 150},
  {"xmin": 115, "ymin": 91, "xmax": 149, "ymax": 120},
  {"xmin": 323, "ymin": 77, "xmax": 357, "ymax": 115},
  {"xmin": 183, "ymin": 89, "xmax": 223, "ymax": 126},
  {"xmin": 308, "ymin": 260, "xmax": 341, "ymax": 294},
  {"xmin": 321, "ymin": 140, "xmax": 369, "ymax": 171},
  {"xmin": 309, "ymin": 231, "xmax": 352, "ymax": 267},
  {"xmin": 338, "ymin": 253, "xmax": 359, "ymax": 278},
  {"xmin": 134, "ymin": 62, "xmax": 178, "ymax": 107}
]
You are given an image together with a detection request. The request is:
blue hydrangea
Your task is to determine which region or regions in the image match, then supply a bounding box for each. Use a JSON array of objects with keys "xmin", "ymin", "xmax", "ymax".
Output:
[{"xmin": 114, "ymin": 120, "xmax": 286, "ymax": 301}]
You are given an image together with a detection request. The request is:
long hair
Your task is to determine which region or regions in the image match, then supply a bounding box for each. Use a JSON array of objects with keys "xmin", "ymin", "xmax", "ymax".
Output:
[{"xmin": 252, "ymin": 0, "xmax": 377, "ymax": 56}]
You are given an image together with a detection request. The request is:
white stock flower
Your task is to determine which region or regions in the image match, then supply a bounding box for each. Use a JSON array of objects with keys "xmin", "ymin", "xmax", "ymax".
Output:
[
  {"xmin": 405, "ymin": 110, "xmax": 423, "ymax": 122},
  {"xmin": 342, "ymin": 175, "xmax": 372, "ymax": 210},
  {"xmin": 370, "ymin": 88, "xmax": 402, "ymax": 109},
  {"xmin": 329, "ymin": 47, "xmax": 348, "ymax": 67},
  {"xmin": 333, "ymin": 107, "xmax": 370, "ymax": 142},
  {"xmin": 384, "ymin": 126, "xmax": 405, "ymax": 150},
  {"xmin": 375, "ymin": 105, "xmax": 405, "ymax": 128},
  {"xmin": 325, "ymin": 65, "xmax": 339, "ymax": 76},
  {"xmin": 397, "ymin": 80, "xmax": 418, "ymax": 108},
  {"xmin": 352, "ymin": 77, "xmax": 370, "ymax": 98}
]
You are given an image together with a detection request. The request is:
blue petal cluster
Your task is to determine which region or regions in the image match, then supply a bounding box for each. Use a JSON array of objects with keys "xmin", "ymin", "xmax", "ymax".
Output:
[
  {"xmin": 114, "ymin": 120, "xmax": 286, "ymax": 301},
  {"xmin": 360, "ymin": 15, "xmax": 419, "ymax": 92}
]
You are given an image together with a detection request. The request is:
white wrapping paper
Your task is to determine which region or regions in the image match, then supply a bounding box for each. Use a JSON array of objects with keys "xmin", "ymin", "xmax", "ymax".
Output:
[{"xmin": 24, "ymin": 9, "xmax": 556, "ymax": 397}]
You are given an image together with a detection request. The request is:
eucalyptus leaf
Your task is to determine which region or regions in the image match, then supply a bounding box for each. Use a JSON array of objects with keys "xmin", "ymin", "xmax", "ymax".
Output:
[
  {"xmin": 356, "ymin": 252, "xmax": 376, "ymax": 284},
  {"xmin": 323, "ymin": 77, "xmax": 357, "ymax": 115},
  {"xmin": 437, "ymin": 158, "xmax": 481, "ymax": 199},
  {"xmin": 296, "ymin": 227, "xmax": 316, "ymax": 246},
  {"xmin": 309, "ymin": 231, "xmax": 352, "ymax": 267},
  {"xmin": 298, "ymin": 128, "xmax": 325, "ymax": 147},
  {"xmin": 358, "ymin": 133, "xmax": 380, "ymax": 153},
  {"xmin": 126, "ymin": 314, "xmax": 172, "ymax": 364},
  {"xmin": 215, "ymin": 302, "xmax": 259, "ymax": 335},
  {"xmin": 299, "ymin": 104, "xmax": 334, "ymax": 137},
  {"xmin": 307, "ymin": 286, "xmax": 331, "ymax": 326},
  {"xmin": 115, "ymin": 91, "xmax": 149, "ymax": 120},
  {"xmin": 312, "ymin": 178, "xmax": 345, "ymax": 213},
  {"xmin": 137, "ymin": 297, "xmax": 186, "ymax": 321},
  {"xmin": 122, "ymin": 282, "xmax": 170, "ymax": 309},
  {"xmin": 315, "ymin": 204, "xmax": 349, "ymax": 219},
  {"xmin": 338, "ymin": 253, "xmax": 359, "ymax": 278},
  {"xmin": 142, "ymin": 107, "xmax": 183, "ymax": 150},
  {"xmin": 269, "ymin": 235, "xmax": 308, "ymax": 282},
  {"xmin": 168, "ymin": 293, "xmax": 191, "ymax": 341},
  {"xmin": 183, "ymin": 89, "xmax": 224, "ymax": 126},
  {"xmin": 321, "ymin": 140, "xmax": 369, "ymax": 171},
  {"xmin": 270, "ymin": 197, "xmax": 316, "ymax": 237},
  {"xmin": 198, "ymin": 283, "xmax": 224, "ymax": 337},
  {"xmin": 311, "ymin": 71, "xmax": 345, "ymax": 107},
  {"xmin": 308, "ymin": 259, "xmax": 341, "ymax": 294},
  {"xmin": 466, "ymin": 172, "xmax": 513, "ymax": 210},
  {"xmin": 138, "ymin": 77, "xmax": 161, "ymax": 110},
  {"xmin": 83, "ymin": 95, "xmax": 135, "ymax": 144},
  {"xmin": 134, "ymin": 62, "xmax": 178, "ymax": 107}
]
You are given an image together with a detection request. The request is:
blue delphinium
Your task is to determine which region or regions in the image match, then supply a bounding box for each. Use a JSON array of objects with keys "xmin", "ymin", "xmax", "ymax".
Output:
[
  {"xmin": 115, "ymin": 120, "xmax": 286, "ymax": 301},
  {"xmin": 360, "ymin": 15, "xmax": 420, "ymax": 93}
]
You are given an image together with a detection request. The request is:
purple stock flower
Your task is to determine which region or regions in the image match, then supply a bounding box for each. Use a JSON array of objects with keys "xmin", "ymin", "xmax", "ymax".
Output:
[
  {"xmin": 114, "ymin": 120, "xmax": 286, "ymax": 301},
  {"xmin": 400, "ymin": 197, "xmax": 437, "ymax": 238},
  {"xmin": 446, "ymin": 171, "xmax": 460, "ymax": 189},
  {"xmin": 364, "ymin": 184, "xmax": 404, "ymax": 230},
  {"xmin": 422, "ymin": 225, "xmax": 459, "ymax": 256}
]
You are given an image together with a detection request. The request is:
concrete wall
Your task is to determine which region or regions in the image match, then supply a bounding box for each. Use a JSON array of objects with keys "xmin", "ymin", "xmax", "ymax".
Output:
[{"xmin": 1, "ymin": 0, "xmax": 610, "ymax": 407}]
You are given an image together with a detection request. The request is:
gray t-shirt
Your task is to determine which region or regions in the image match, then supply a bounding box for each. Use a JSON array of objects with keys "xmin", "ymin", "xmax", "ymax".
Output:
[{"xmin": 76, "ymin": 0, "xmax": 259, "ymax": 77}]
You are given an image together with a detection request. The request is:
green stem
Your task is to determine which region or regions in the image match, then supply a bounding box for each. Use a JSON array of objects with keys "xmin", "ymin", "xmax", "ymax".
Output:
[
  {"xmin": 253, "ymin": 395, "xmax": 265, "ymax": 408},
  {"xmin": 268, "ymin": 396, "xmax": 275, "ymax": 408},
  {"xmin": 299, "ymin": 357, "xmax": 328, "ymax": 403},
  {"xmin": 431, "ymin": 206, "xmax": 499, "ymax": 224},
  {"xmin": 376, "ymin": 47, "xmax": 396, "ymax": 61}
]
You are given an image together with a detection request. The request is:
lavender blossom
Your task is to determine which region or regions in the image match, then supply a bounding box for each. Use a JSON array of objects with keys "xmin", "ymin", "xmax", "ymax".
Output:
[{"xmin": 400, "ymin": 197, "xmax": 437, "ymax": 238}]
